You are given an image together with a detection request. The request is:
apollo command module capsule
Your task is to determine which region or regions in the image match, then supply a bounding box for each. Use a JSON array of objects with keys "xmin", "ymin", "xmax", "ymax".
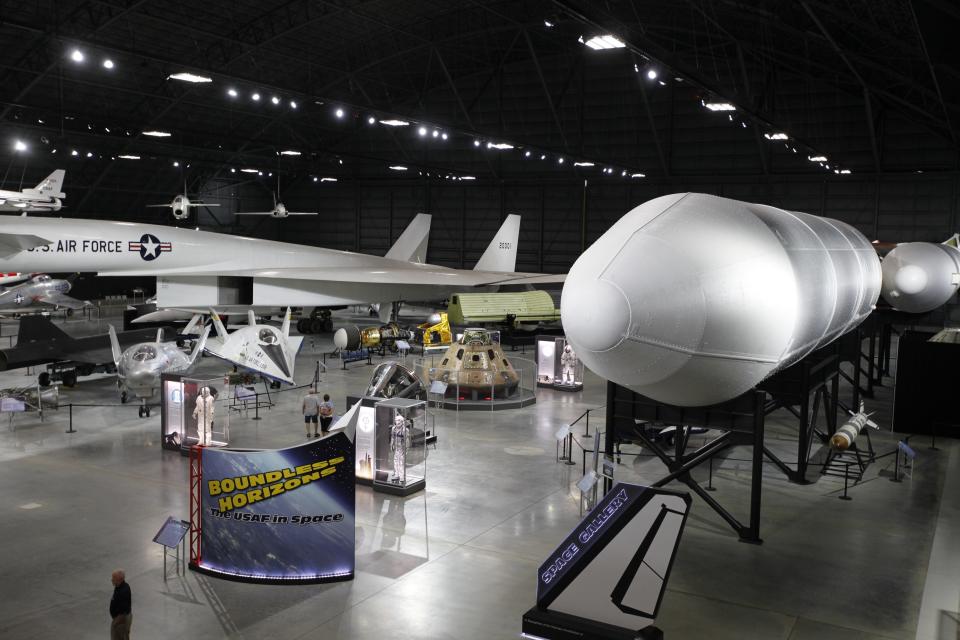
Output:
[
  {"xmin": 425, "ymin": 328, "xmax": 520, "ymax": 400},
  {"xmin": 561, "ymin": 193, "xmax": 883, "ymax": 406}
]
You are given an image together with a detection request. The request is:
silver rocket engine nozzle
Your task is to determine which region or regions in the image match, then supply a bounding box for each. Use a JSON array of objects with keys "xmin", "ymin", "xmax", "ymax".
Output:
[
  {"xmin": 880, "ymin": 242, "xmax": 960, "ymax": 313},
  {"xmin": 561, "ymin": 193, "xmax": 882, "ymax": 407}
]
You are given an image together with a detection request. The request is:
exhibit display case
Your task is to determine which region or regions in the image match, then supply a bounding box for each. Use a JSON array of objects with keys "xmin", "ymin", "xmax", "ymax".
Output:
[
  {"xmin": 373, "ymin": 398, "xmax": 427, "ymax": 496},
  {"xmin": 536, "ymin": 335, "xmax": 584, "ymax": 392},
  {"xmin": 162, "ymin": 374, "xmax": 230, "ymax": 451}
]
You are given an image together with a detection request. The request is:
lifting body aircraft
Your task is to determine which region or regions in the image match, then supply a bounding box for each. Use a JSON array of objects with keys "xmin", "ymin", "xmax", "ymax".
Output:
[
  {"xmin": 204, "ymin": 307, "xmax": 303, "ymax": 384},
  {"xmin": 0, "ymin": 170, "xmax": 65, "ymax": 212},
  {"xmin": 108, "ymin": 324, "xmax": 210, "ymax": 416}
]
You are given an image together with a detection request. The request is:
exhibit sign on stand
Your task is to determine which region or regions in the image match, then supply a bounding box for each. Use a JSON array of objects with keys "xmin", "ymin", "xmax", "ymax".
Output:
[
  {"xmin": 189, "ymin": 432, "xmax": 355, "ymax": 584},
  {"xmin": 536, "ymin": 335, "xmax": 584, "ymax": 392},
  {"xmin": 522, "ymin": 483, "xmax": 691, "ymax": 640}
]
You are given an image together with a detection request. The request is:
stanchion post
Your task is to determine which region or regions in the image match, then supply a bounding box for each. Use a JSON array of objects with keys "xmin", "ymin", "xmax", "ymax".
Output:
[
  {"xmin": 65, "ymin": 403, "xmax": 76, "ymax": 434},
  {"xmin": 583, "ymin": 410, "xmax": 592, "ymax": 438},
  {"xmin": 839, "ymin": 462, "xmax": 852, "ymax": 500},
  {"xmin": 890, "ymin": 446, "xmax": 902, "ymax": 483},
  {"xmin": 251, "ymin": 393, "xmax": 262, "ymax": 421},
  {"xmin": 564, "ymin": 433, "xmax": 576, "ymax": 466},
  {"xmin": 706, "ymin": 456, "xmax": 716, "ymax": 492}
]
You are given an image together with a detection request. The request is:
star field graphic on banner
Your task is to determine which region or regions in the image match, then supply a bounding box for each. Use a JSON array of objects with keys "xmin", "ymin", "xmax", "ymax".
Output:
[{"xmin": 195, "ymin": 432, "xmax": 355, "ymax": 583}]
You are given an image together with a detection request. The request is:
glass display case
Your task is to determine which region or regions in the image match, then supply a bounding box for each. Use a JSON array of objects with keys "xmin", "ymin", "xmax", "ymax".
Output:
[
  {"xmin": 373, "ymin": 398, "xmax": 427, "ymax": 496},
  {"xmin": 536, "ymin": 335, "xmax": 584, "ymax": 392},
  {"xmin": 178, "ymin": 375, "xmax": 230, "ymax": 450}
]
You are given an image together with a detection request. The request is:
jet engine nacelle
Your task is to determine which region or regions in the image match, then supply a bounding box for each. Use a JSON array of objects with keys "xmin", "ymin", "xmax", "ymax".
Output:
[
  {"xmin": 172, "ymin": 205, "xmax": 189, "ymax": 220},
  {"xmin": 561, "ymin": 193, "xmax": 881, "ymax": 407},
  {"xmin": 273, "ymin": 203, "xmax": 288, "ymax": 218}
]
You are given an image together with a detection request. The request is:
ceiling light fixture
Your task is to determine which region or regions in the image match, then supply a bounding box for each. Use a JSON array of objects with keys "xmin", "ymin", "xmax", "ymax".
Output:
[
  {"xmin": 271, "ymin": 96, "xmax": 280, "ymax": 105},
  {"xmin": 142, "ymin": 130, "xmax": 171, "ymax": 137},
  {"xmin": 573, "ymin": 161, "xmax": 594, "ymax": 167},
  {"xmin": 808, "ymin": 155, "xmax": 827, "ymax": 162},
  {"xmin": 227, "ymin": 88, "xmax": 238, "ymax": 97},
  {"xmin": 630, "ymin": 173, "xmax": 646, "ymax": 178},
  {"xmin": 380, "ymin": 119, "xmax": 409, "ymax": 127},
  {"xmin": 117, "ymin": 154, "xmax": 140, "ymax": 160},
  {"xmin": 240, "ymin": 168, "xmax": 258, "ymax": 173},
  {"xmin": 70, "ymin": 49, "xmax": 84, "ymax": 63},
  {"xmin": 252, "ymin": 92, "xmax": 261, "ymax": 101},
  {"xmin": 367, "ymin": 116, "xmax": 376, "ymax": 124},
  {"xmin": 168, "ymin": 72, "xmax": 212, "ymax": 83},
  {"xmin": 704, "ymin": 101, "xmax": 736, "ymax": 111},
  {"xmin": 580, "ymin": 35, "xmax": 626, "ymax": 50},
  {"xmin": 13, "ymin": 140, "xmax": 27, "ymax": 152},
  {"xmin": 289, "ymin": 100, "xmax": 297, "ymax": 109},
  {"xmin": 389, "ymin": 165, "xmax": 408, "ymax": 171},
  {"xmin": 489, "ymin": 142, "xmax": 514, "ymax": 150},
  {"xmin": 279, "ymin": 150, "xmax": 301, "ymax": 156},
  {"xmin": 102, "ymin": 59, "xmax": 114, "ymax": 69},
  {"xmin": 335, "ymin": 108, "xmax": 344, "ymax": 118},
  {"xmin": 320, "ymin": 177, "xmax": 337, "ymax": 182},
  {"xmin": 764, "ymin": 132, "xmax": 788, "ymax": 140},
  {"xmin": 646, "ymin": 69, "xmax": 657, "ymax": 80},
  {"xmin": 419, "ymin": 127, "xmax": 428, "ymax": 136}
]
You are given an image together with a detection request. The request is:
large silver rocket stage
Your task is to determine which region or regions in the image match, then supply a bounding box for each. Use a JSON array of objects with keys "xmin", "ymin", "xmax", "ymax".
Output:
[{"xmin": 561, "ymin": 193, "xmax": 959, "ymax": 407}]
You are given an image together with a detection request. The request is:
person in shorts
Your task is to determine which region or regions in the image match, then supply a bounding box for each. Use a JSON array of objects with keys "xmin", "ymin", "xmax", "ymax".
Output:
[
  {"xmin": 319, "ymin": 394, "xmax": 335, "ymax": 434},
  {"xmin": 302, "ymin": 387, "xmax": 321, "ymax": 437}
]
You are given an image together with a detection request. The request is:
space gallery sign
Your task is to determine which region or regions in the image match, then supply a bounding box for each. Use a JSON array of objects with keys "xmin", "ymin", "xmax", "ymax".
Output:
[{"xmin": 193, "ymin": 432, "xmax": 355, "ymax": 584}]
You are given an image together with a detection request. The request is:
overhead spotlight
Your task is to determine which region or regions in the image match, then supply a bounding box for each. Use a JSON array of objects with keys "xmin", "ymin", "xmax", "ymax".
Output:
[
  {"xmin": 289, "ymin": 100, "xmax": 297, "ymax": 109},
  {"xmin": 764, "ymin": 132, "xmax": 788, "ymax": 140},
  {"xmin": 71, "ymin": 149, "xmax": 78, "ymax": 156},
  {"xmin": 540, "ymin": 154, "xmax": 546, "ymax": 160},
  {"xmin": 227, "ymin": 88, "xmax": 238, "ymax": 97},
  {"xmin": 441, "ymin": 132, "xmax": 448, "ymax": 140},
  {"xmin": 558, "ymin": 157, "xmax": 564, "ymax": 164},
  {"xmin": 658, "ymin": 80, "xmax": 666, "ymax": 86},
  {"xmin": 51, "ymin": 148, "xmax": 56, "ymax": 154},
  {"xmin": 368, "ymin": 116, "xmax": 376, "ymax": 125},
  {"xmin": 13, "ymin": 140, "xmax": 27, "ymax": 152},
  {"xmin": 646, "ymin": 68, "xmax": 657, "ymax": 80},
  {"xmin": 173, "ymin": 160, "xmax": 179, "ymax": 167},
  {"xmin": 544, "ymin": 19, "xmax": 555, "ymax": 28},
  {"xmin": 258, "ymin": 171, "xmax": 263, "ymax": 176},
  {"xmin": 271, "ymin": 96, "xmax": 280, "ymax": 105},
  {"xmin": 338, "ymin": 159, "xmax": 343, "ymax": 165},
  {"xmin": 473, "ymin": 139, "xmax": 481, "ymax": 147},
  {"xmin": 389, "ymin": 165, "xmax": 408, "ymax": 171},
  {"xmin": 230, "ymin": 168, "xmax": 236, "ymax": 173},
  {"xmin": 335, "ymin": 108, "xmax": 344, "ymax": 118},
  {"xmin": 168, "ymin": 72, "xmax": 212, "ymax": 83},
  {"xmin": 581, "ymin": 35, "xmax": 626, "ymax": 50},
  {"xmin": 524, "ymin": 150, "xmax": 531, "ymax": 157},
  {"xmin": 86, "ymin": 151, "xmax": 93, "ymax": 158},
  {"xmin": 621, "ymin": 170, "xmax": 627, "ymax": 176},
  {"xmin": 432, "ymin": 130, "xmax": 439, "ymax": 138},
  {"xmin": 486, "ymin": 142, "xmax": 492, "ymax": 149},
  {"xmin": 252, "ymin": 92, "xmax": 261, "ymax": 101},
  {"xmin": 102, "ymin": 59, "xmax": 114, "ymax": 69},
  {"xmin": 419, "ymin": 127, "xmax": 428, "ymax": 136},
  {"xmin": 70, "ymin": 49, "xmax": 84, "ymax": 63},
  {"xmin": 313, "ymin": 176, "xmax": 318, "ymax": 182},
  {"xmin": 704, "ymin": 101, "xmax": 736, "ymax": 111}
]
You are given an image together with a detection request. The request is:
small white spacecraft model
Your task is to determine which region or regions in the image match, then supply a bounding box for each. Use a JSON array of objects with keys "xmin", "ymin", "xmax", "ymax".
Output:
[{"xmin": 203, "ymin": 308, "xmax": 303, "ymax": 385}]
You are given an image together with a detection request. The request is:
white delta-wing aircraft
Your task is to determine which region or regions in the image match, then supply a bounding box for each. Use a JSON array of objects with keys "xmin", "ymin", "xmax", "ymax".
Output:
[
  {"xmin": 0, "ymin": 212, "xmax": 562, "ymax": 311},
  {"xmin": 203, "ymin": 307, "xmax": 303, "ymax": 384},
  {"xmin": 0, "ymin": 170, "xmax": 66, "ymax": 212}
]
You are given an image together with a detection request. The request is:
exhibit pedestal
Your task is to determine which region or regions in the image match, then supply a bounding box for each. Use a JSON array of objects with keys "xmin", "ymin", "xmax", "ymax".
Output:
[
  {"xmin": 373, "ymin": 477, "xmax": 425, "ymax": 496},
  {"xmin": 522, "ymin": 607, "xmax": 663, "ymax": 640}
]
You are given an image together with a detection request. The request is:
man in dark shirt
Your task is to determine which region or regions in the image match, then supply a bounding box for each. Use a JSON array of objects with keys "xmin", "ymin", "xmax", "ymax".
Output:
[{"xmin": 109, "ymin": 570, "xmax": 132, "ymax": 639}]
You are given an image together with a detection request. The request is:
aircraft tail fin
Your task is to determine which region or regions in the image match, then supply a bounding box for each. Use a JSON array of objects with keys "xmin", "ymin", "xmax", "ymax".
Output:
[
  {"xmin": 474, "ymin": 214, "xmax": 520, "ymax": 272},
  {"xmin": 943, "ymin": 233, "xmax": 959, "ymax": 248},
  {"xmin": 281, "ymin": 307, "xmax": 291, "ymax": 338},
  {"xmin": 384, "ymin": 213, "xmax": 431, "ymax": 263},
  {"xmin": 209, "ymin": 308, "xmax": 228, "ymax": 338},
  {"xmin": 188, "ymin": 325, "xmax": 211, "ymax": 366},
  {"xmin": 16, "ymin": 315, "xmax": 71, "ymax": 345},
  {"xmin": 155, "ymin": 328, "xmax": 164, "ymax": 343},
  {"xmin": 108, "ymin": 325, "xmax": 122, "ymax": 366},
  {"xmin": 182, "ymin": 314, "xmax": 203, "ymax": 336},
  {"xmin": 247, "ymin": 309, "xmax": 257, "ymax": 327},
  {"xmin": 30, "ymin": 170, "xmax": 65, "ymax": 198}
]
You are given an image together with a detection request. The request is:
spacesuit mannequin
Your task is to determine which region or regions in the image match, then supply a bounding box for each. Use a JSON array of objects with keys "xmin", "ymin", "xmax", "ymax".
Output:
[
  {"xmin": 193, "ymin": 386, "xmax": 215, "ymax": 445},
  {"xmin": 390, "ymin": 413, "xmax": 410, "ymax": 483},
  {"xmin": 561, "ymin": 344, "xmax": 578, "ymax": 384}
]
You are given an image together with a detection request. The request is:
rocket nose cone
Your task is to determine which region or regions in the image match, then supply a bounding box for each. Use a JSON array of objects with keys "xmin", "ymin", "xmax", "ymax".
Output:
[
  {"xmin": 894, "ymin": 264, "xmax": 927, "ymax": 295},
  {"xmin": 333, "ymin": 328, "xmax": 348, "ymax": 350},
  {"xmin": 561, "ymin": 274, "xmax": 630, "ymax": 353}
]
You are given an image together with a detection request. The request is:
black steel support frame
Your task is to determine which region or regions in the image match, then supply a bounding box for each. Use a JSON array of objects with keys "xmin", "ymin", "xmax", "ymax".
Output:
[
  {"xmin": 605, "ymin": 386, "xmax": 765, "ymax": 544},
  {"xmin": 837, "ymin": 312, "xmax": 896, "ymax": 409}
]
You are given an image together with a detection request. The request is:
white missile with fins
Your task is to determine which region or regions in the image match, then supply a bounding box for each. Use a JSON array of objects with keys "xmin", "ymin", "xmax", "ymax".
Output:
[
  {"xmin": 830, "ymin": 403, "xmax": 879, "ymax": 451},
  {"xmin": 203, "ymin": 307, "xmax": 303, "ymax": 384}
]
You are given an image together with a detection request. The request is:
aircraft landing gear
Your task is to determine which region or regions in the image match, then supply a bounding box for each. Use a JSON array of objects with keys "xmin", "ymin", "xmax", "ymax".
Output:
[
  {"xmin": 297, "ymin": 308, "xmax": 334, "ymax": 334},
  {"xmin": 120, "ymin": 391, "xmax": 128, "ymax": 404},
  {"xmin": 138, "ymin": 404, "xmax": 151, "ymax": 418}
]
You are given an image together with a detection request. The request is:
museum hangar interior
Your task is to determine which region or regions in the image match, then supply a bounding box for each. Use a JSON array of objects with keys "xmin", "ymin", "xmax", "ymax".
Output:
[{"xmin": 1, "ymin": 1, "xmax": 960, "ymax": 638}]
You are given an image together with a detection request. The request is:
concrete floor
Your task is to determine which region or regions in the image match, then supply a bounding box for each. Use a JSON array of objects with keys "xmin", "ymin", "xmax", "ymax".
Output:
[{"xmin": 0, "ymin": 311, "xmax": 956, "ymax": 639}]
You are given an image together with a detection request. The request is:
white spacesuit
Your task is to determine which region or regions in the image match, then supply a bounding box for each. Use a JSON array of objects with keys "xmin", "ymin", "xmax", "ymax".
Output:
[
  {"xmin": 390, "ymin": 413, "xmax": 410, "ymax": 483},
  {"xmin": 561, "ymin": 344, "xmax": 578, "ymax": 384},
  {"xmin": 193, "ymin": 386, "xmax": 215, "ymax": 445}
]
